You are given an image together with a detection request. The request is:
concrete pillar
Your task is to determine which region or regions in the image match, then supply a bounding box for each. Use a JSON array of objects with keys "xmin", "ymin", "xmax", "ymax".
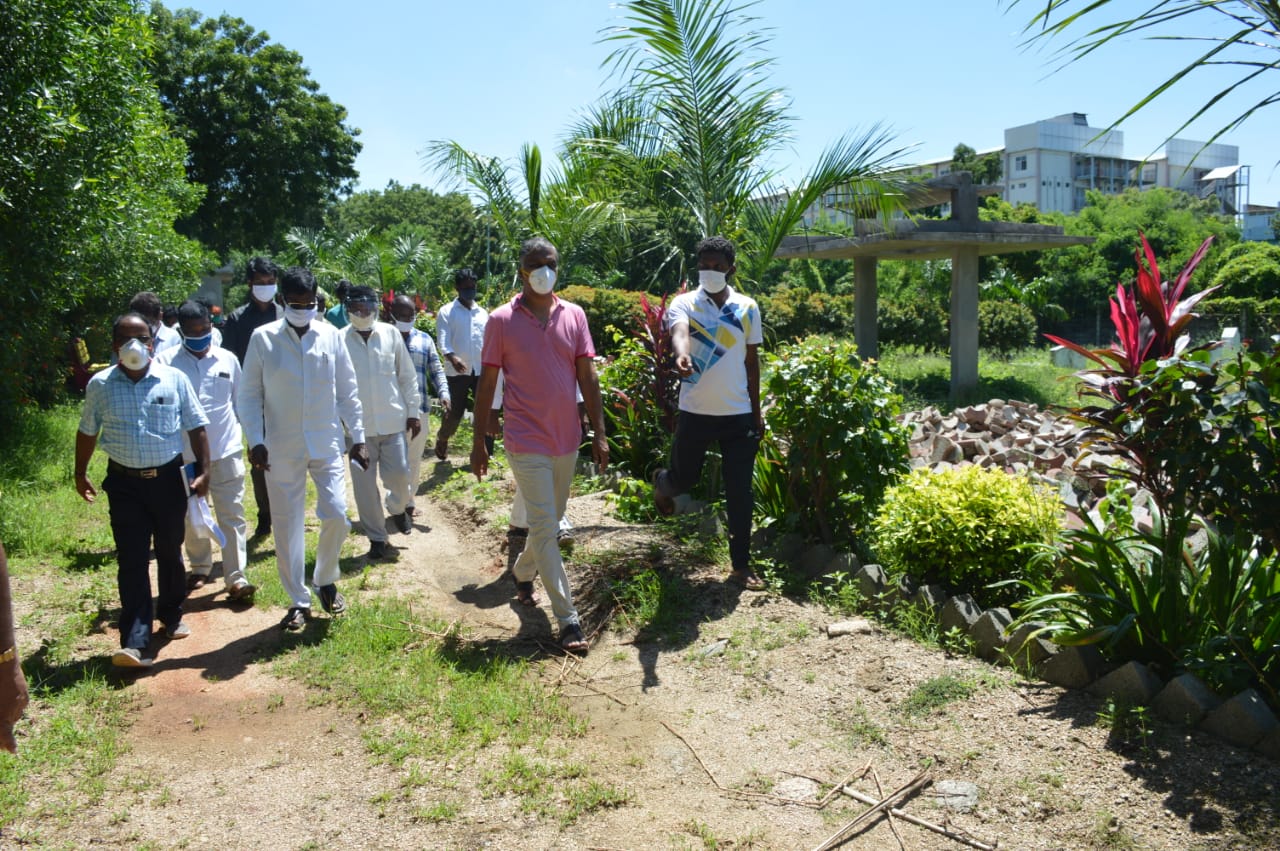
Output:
[
  {"xmin": 950, "ymin": 246, "xmax": 980, "ymax": 399},
  {"xmin": 853, "ymin": 256, "xmax": 878, "ymax": 360}
]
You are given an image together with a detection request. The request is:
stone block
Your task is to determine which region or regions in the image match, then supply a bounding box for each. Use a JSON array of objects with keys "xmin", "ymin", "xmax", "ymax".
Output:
[
  {"xmin": 697, "ymin": 509, "xmax": 726, "ymax": 538},
  {"xmin": 1006, "ymin": 622, "xmax": 1054, "ymax": 671},
  {"xmin": 913, "ymin": 583, "xmax": 947, "ymax": 616},
  {"xmin": 939, "ymin": 594, "xmax": 982, "ymax": 634},
  {"xmin": 773, "ymin": 532, "xmax": 806, "ymax": 563},
  {"xmin": 1087, "ymin": 661, "xmax": 1164, "ymax": 705},
  {"xmin": 970, "ymin": 608, "xmax": 1012, "ymax": 660},
  {"xmin": 854, "ymin": 563, "xmax": 888, "ymax": 601},
  {"xmin": 1038, "ymin": 645, "xmax": 1106, "ymax": 689},
  {"xmin": 1200, "ymin": 689, "xmax": 1279, "ymax": 749},
  {"xmin": 1255, "ymin": 727, "xmax": 1280, "ymax": 761},
  {"xmin": 1152, "ymin": 673, "xmax": 1222, "ymax": 726},
  {"xmin": 799, "ymin": 544, "xmax": 838, "ymax": 577},
  {"xmin": 824, "ymin": 551, "xmax": 862, "ymax": 576}
]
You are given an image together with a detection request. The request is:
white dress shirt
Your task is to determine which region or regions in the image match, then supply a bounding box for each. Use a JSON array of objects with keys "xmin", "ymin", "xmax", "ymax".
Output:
[
  {"xmin": 436, "ymin": 298, "xmax": 489, "ymax": 377},
  {"xmin": 343, "ymin": 322, "xmax": 421, "ymax": 437},
  {"xmin": 157, "ymin": 344, "xmax": 244, "ymax": 463},
  {"xmin": 238, "ymin": 319, "xmax": 365, "ymax": 460}
]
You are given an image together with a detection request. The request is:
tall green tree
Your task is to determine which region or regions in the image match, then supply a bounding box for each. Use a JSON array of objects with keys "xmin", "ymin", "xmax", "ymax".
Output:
[
  {"xmin": 951, "ymin": 142, "xmax": 1002, "ymax": 184},
  {"xmin": 1015, "ymin": 1, "xmax": 1280, "ymax": 150},
  {"xmin": 148, "ymin": 3, "xmax": 362, "ymax": 254},
  {"xmin": 326, "ymin": 181, "xmax": 488, "ymax": 270},
  {"xmin": 1, "ymin": 0, "xmax": 207, "ymax": 409}
]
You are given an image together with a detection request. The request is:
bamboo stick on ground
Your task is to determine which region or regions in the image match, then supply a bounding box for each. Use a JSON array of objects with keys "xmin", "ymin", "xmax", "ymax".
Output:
[{"xmin": 837, "ymin": 785, "xmax": 998, "ymax": 851}]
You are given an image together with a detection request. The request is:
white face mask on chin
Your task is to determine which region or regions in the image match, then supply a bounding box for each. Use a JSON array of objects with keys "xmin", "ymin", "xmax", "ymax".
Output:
[
  {"xmin": 284, "ymin": 305, "xmax": 317, "ymax": 327},
  {"xmin": 394, "ymin": 319, "xmax": 415, "ymax": 333}
]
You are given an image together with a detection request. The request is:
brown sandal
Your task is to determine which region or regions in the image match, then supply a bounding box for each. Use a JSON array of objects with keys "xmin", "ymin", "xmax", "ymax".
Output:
[
  {"xmin": 728, "ymin": 570, "xmax": 766, "ymax": 591},
  {"xmin": 651, "ymin": 469, "xmax": 676, "ymax": 516}
]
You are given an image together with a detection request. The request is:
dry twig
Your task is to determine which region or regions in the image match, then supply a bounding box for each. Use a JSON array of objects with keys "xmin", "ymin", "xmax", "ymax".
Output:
[
  {"xmin": 837, "ymin": 785, "xmax": 998, "ymax": 851},
  {"xmin": 812, "ymin": 767, "xmax": 931, "ymax": 851},
  {"xmin": 872, "ymin": 765, "xmax": 909, "ymax": 851}
]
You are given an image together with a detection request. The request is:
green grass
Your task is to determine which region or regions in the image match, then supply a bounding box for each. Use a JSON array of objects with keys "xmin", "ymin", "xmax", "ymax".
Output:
[
  {"xmin": 901, "ymin": 674, "xmax": 979, "ymax": 717},
  {"xmin": 273, "ymin": 598, "xmax": 627, "ymax": 823},
  {"xmin": 0, "ymin": 674, "xmax": 132, "ymax": 837},
  {"xmin": 877, "ymin": 346, "xmax": 1082, "ymax": 410}
]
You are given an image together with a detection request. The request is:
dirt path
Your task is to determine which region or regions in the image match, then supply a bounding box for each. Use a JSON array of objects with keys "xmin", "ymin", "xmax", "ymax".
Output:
[{"xmin": 23, "ymin": 461, "xmax": 1280, "ymax": 850}]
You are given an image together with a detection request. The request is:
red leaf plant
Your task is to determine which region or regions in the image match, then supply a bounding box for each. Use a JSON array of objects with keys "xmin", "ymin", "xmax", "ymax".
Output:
[{"xmin": 1045, "ymin": 232, "xmax": 1217, "ymax": 400}]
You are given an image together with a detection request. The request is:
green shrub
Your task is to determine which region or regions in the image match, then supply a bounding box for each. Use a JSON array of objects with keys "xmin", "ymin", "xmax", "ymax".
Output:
[
  {"xmin": 1209, "ymin": 242, "xmax": 1280, "ymax": 300},
  {"xmin": 757, "ymin": 288, "xmax": 856, "ymax": 344},
  {"xmin": 871, "ymin": 465, "xmax": 1060, "ymax": 606},
  {"xmin": 979, "ymin": 300, "xmax": 1037, "ymax": 358},
  {"xmin": 1199, "ymin": 296, "xmax": 1280, "ymax": 339},
  {"xmin": 598, "ymin": 335, "xmax": 673, "ymax": 480},
  {"xmin": 757, "ymin": 338, "xmax": 910, "ymax": 550},
  {"xmin": 559, "ymin": 285, "xmax": 648, "ymax": 356},
  {"xmin": 878, "ymin": 298, "xmax": 948, "ymax": 352}
]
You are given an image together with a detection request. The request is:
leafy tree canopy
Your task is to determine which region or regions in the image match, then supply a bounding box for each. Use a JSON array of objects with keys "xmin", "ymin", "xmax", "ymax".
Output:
[
  {"xmin": 951, "ymin": 143, "xmax": 1002, "ymax": 185},
  {"xmin": 1210, "ymin": 241, "xmax": 1280, "ymax": 300},
  {"xmin": 148, "ymin": 2, "xmax": 362, "ymax": 254},
  {"xmin": 1, "ymin": 0, "xmax": 207, "ymax": 409},
  {"xmin": 326, "ymin": 181, "xmax": 488, "ymax": 272}
]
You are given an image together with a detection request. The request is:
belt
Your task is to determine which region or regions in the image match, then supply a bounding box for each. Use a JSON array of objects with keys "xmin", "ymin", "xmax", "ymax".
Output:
[{"xmin": 107, "ymin": 456, "xmax": 181, "ymax": 479}]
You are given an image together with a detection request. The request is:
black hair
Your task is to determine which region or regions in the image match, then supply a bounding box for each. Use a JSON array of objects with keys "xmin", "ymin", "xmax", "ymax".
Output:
[
  {"xmin": 279, "ymin": 266, "xmax": 318, "ymax": 298},
  {"xmin": 518, "ymin": 237, "xmax": 556, "ymax": 264},
  {"xmin": 177, "ymin": 300, "xmax": 209, "ymax": 325},
  {"xmin": 112, "ymin": 312, "xmax": 150, "ymax": 342},
  {"xmin": 454, "ymin": 268, "xmax": 477, "ymax": 286},
  {"xmin": 334, "ymin": 279, "xmax": 352, "ymax": 300},
  {"xmin": 346, "ymin": 284, "xmax": 378, "ymax": 304},
  {"xmin": 162, "ymin": 304, "xmax": 179, "ymax": 325},
  {"xmin": 695, "ymin": 235, "xmax": 736, "ymax": 265},
  {"xmin": 245, "ymin": 256, "xmax": 279, "ymax": 281},
  {"xmin": 128, "ymin": 291, "xmax": 163, "ymax": 321}
]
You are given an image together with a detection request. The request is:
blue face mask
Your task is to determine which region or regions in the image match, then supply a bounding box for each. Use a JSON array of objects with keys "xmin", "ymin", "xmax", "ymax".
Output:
[{"xmin": 183, "ymin": 332, "xmax": 213, "ymax": 354}]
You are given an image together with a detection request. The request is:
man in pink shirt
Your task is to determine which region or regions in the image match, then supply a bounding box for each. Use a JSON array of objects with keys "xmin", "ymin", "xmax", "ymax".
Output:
[{"xmin": 470, "ymin": 237, "xmax": 608, "ymax": 653}]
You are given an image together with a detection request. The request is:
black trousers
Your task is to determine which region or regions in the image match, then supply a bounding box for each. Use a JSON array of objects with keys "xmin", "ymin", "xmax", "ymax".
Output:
[
  {"xmin": 103, "ymin": 457, "xmax": 188, "ymax": 649},
  {"xmin": 437, "ymin": 374, "xmax": 493, "ymax": 454},
  {"xmin": 667, "ymin": 411, "xmax": 760, "ymax": 573}
]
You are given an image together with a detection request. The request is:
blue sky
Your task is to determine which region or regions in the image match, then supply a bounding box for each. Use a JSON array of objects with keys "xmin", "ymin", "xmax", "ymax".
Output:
[{"xmin": 178, "ymin": 0, "xmax": 1279, "ymax": 207}]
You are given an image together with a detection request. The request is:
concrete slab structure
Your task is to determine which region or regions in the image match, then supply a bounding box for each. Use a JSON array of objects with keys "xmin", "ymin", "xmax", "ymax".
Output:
[{"xmin": 775, "ymin": 172, "xmax": 1093, "ymax": 398}]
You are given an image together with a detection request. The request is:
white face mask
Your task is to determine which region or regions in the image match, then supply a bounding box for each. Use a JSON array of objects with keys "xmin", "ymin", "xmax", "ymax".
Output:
[
  {"xmin": 252, "ymin": 284, "xmax": 278, "ymax": 304},
  {"xmin": 394, "ymin": 319, "xmax": 415, "ymax": 333},
  {"xmin": 527, "ymin": 265, "xmax": 557, "ymax": 295},
  {"xmin": 698, "ymin": 269, "xmax": 728, "ymax": 294},
  {"xmin": 284, "ymin": 305, "xmax": 317, "ymax": 327},
  {"xmin": 349, "ymin": 312, "xmax": 376, "ymax": 332},
  {"xmin": 119, "ymin": 338, "xmax": 151, "ymax": 370}
]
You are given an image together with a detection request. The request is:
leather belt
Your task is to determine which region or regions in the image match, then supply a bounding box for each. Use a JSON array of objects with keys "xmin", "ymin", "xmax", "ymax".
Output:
[{"xmin": 107, "ymin": 457, "xmax": 181, "ymax": 479}]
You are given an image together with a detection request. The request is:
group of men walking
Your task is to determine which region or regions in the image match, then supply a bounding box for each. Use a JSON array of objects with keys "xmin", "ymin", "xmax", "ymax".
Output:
[{"xmin": 72, "ymin": 235, "xmax": 764, "ymax": 666}]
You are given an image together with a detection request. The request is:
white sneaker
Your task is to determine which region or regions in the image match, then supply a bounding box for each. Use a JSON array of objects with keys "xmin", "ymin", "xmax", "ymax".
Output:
[{"xmin": 111, "ymin": 647, "xmax": 154, "ymax": 668}]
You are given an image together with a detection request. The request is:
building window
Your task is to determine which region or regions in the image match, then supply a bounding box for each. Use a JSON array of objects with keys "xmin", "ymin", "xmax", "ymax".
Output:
[{"xmin": 1015, "ymin": 155, "xmax": 1028, "ymax": 171}]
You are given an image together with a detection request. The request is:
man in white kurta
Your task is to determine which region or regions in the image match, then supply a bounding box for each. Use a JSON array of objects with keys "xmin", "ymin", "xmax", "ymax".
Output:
[
  {"xmin": 238, "ymin": 267, "xmax": 367, "ymax": 631},
  {"xmin": 157, "ymin": 300, "xmax": 254, "ymax": 602},
  {"xmin": 341, "ymin": 286, "xmax": 421, "ymax": 560}
]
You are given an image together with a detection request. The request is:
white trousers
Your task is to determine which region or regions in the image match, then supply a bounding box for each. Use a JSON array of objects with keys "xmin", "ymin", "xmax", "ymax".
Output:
[
  {"xmin": 396, "ymin": 422, "xmax": 429, "ymax": 513},
  {"xmin": 265, "ymin": 453, "xmax": 349, "ymax": 609},
  {"xmin": 351, "ymin": 432, "xmax": 409, "ymax": 543},
  {"xmin": 508, "ymin": 451, "xmax": 579, "ymax": 627},
  {"xmin": 186, "ymin": 454, "xmax": 248, "ymax": 586},
  {"xmin": 510, "ymin": 481, "xmax": 573, "ymax": 533}
]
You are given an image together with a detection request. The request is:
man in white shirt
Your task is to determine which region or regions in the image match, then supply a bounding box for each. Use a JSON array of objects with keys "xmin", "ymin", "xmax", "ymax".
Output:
[
  {"xmin": 388, "ymin": 294, "xmax": 450, "ymax": 519},
  {"xmin": 342, "ymin": 286, "xmax": 421, "ymax": 560},
  {"xmin": 434, "ymin": 268, "xmax": 491, "ymax": 460},
  {"xmin": 238, "ymin": 267, "xmax": 369, "ymax": 631},
  {"xmin": 158, "ymin": 301, "xmax": 255, "ymax": 602},
  {"xmin": 653, "ymin": 236, "xmax": 766, "ymax": 591}
]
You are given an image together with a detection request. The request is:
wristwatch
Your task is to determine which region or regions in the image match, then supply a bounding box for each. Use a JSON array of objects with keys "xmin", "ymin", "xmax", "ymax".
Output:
[{"xmin": 0, "ymin": 647, "xmax": 15, "ymax": 664}]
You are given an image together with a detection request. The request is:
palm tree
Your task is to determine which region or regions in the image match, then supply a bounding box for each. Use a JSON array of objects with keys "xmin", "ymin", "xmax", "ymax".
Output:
[
  {"xmin": 424, "ymin": 140, "xmax": 630, "ymax": 287},
  {"xmin": 285, "ymin": 227, "xmax": 449, "ymax": 303},
  {"xmin": 1013, "ymin": 0, "xmax": 1280, "ymax": 151},
  {"xmin": 588, "ymin": 0, "xmax": 917, "ymax": 284}
]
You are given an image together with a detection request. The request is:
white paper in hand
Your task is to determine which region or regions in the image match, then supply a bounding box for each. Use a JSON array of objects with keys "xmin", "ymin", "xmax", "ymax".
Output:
[{"xmin": 187, "ymin": 495, "xmax": 226, "ymax": 547}]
